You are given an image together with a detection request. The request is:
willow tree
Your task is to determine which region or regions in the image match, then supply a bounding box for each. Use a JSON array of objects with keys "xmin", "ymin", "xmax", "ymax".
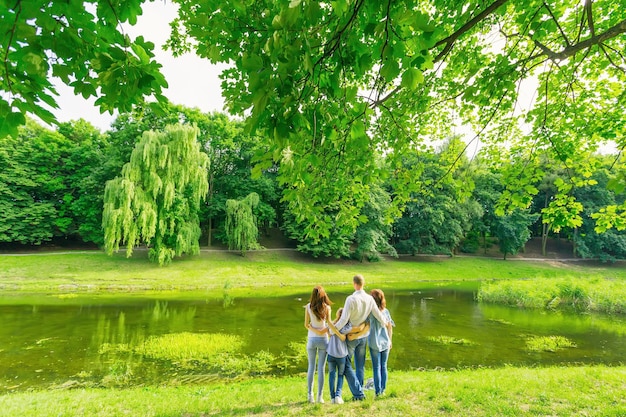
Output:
[
  {"xmin": 102, "ymin": 124, "xmax": 209, "ymax": 265},
  {"xmin": 225, "ymin": 192, "xmax": 260, "ymax": 255}
]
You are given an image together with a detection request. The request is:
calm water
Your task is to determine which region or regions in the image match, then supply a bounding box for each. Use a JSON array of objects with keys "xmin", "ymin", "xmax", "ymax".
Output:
[{"xmin": 1, "ymin": 284, "xmax": 625, "ymax": 392}]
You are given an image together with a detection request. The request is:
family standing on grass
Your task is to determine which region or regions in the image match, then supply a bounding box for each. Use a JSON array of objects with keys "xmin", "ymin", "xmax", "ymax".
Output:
[{"xmin": 304, "ymin": 274, "xmax": 395, "ymax": 404}]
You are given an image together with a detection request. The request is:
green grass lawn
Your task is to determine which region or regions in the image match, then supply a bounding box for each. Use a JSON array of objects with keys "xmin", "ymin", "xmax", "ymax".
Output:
[
  {"xmin": 1, "ymin": 366, "xmax": 624, "ymax": 417},
  {"xmin": 2, "ymin": 249, "xmax": 625, "ymax": 297},
  {"xmin": 1, "ymin": 250, "xmax": 625, "ymax": 416}
]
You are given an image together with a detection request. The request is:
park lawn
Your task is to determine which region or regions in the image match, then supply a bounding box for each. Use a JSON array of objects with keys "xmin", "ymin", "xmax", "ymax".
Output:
[
  {"xmin": 1, "ymin": 250, "xmax": 625, "ymax": 297},
  {"xmin": 0, "ymin": 366, "xmax": 624, "ymax": 417}
]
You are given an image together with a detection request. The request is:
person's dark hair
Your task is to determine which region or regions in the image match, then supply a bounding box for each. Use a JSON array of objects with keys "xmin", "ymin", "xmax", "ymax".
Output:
[
  {"xmin": 309, "ymin": 285, "xmax": 332, "ymax": 321},
  {"xmin": 353, "ymin": 274, "xmax": 364, "ymax": 287},
  {"xmin": 370, "ymin": 289, "xmax": 386, "ymax": 310}
]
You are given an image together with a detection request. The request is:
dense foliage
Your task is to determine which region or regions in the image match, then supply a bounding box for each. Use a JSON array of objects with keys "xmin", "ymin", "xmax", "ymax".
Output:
[
  {"xmin": 0, "ymin": 118, "xmax": 108, "ymax": 245},
  {"xmin": 167, "ymin": 0, "xmax": 626, "ymax": 244},
  {"xmin": 2, "ymin": 113, "xmax": 626, "ymax": 262},
  {"xmin": 1, "ymin": 0, "xmax": 167, "ymax": 138},
  {"xmin": 1, "ymin": 1, "xmax": 626, "ymax": 262}
]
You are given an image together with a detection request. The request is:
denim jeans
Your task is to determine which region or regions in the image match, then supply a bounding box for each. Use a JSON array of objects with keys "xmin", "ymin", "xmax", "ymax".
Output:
[
  {"xmin": 347, "ymin": 336, "xmax": 368, "ymax": 387},
  {"xmin": 327, "ymin": 354, "xmax": 345, "ymax": 399},
  {"xmin": 306, "ymin": 336, "xmax": 328, "ymax": 397},
  {"xmin": 342, "ymin": 356, "xmax": 365, "ymax": 399},
  {"xmin": 369, "ymin": 348, "xmax": 390, "ymax": 395}
]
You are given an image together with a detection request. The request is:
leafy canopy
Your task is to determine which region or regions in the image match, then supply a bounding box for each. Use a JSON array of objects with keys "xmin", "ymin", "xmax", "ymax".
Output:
[
  {"xmin": 4, "ymin": 0, "xmax": 626, "ymax": 241},
  {"xmin": 168, "ymin": 0, "xmax": 626, "ymax": 240},
  {"xmin": 0, "ymin": 0, "xmax": 168, "ymax": 138}
]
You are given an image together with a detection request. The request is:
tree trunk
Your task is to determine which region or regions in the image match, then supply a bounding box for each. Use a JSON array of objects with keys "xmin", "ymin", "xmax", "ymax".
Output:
[
  {"xmin": 207, "ymin": 217, "xmax": 213, "ymax": 247},
  {"xmin": 207, "ymin": 170, "xmax": 214, "ymax": 247},
  {"xmin": 541, "ymin": 223, "xmax": 551, "ymax": 256},
  {"xmin": 482, "ymin": 232, "xmax": 487, "ymax": 255},
  {"xmin": 541, "ymin": 194, "xmax": 550, "ymax": 256}
]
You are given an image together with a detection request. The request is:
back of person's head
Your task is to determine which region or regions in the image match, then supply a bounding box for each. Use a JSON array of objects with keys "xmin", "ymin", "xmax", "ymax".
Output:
[
  {"xmin": 353, "ymin": 274, "xmax": 365, "ymax": 288},
  {"xmin": 309, "ymin": 285, "xmax": 332, "ymax": 320},
  {"xmin": 370, "ymin": 289, "xmax": 386, "ymax": 310}
]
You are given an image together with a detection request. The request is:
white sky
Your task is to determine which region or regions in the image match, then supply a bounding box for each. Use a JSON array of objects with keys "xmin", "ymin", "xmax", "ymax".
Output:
[{"xmin": 52, "ymin": 1, "xmax": 226, "ymax": 132}]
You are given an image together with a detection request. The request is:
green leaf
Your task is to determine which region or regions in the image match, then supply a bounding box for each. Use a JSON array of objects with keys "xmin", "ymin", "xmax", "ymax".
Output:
[
  {"xmin": 0, "ymin": 112, "xmax": 26, "ymax": 138},
  {"xmin": 380, "ymin": 60, "xmax": 400, "ymax": 82},
  {"xmin": 242, "ymin": 54, "xmax": 264, "ymax": 72},
  {"xmin": 131, "ymin": 43, "xmax": 150, "ymax": 64},
  {"xmin": 401, "ymin": 68, "xmax": 424, "ymax": 91}
]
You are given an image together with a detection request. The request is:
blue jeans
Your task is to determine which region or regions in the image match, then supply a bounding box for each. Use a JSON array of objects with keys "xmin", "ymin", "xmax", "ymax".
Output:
[
  {"xmin": 327, "ymin": 354, "xmax": 345, "ymax": 399},
  {"xmin": 369, "ymin": 348, "xmax": 389, "ymax": 395},
  {"xmin": 347, "ymin": 336, "xmax": 368, "ymax": 387},
  {"xmin": 306, "ymin": 337, "xmax": 328, "ymax": 397},
  {"xmin": 342, "ymin": 356, "xmax": 365, "ymax": 399}
]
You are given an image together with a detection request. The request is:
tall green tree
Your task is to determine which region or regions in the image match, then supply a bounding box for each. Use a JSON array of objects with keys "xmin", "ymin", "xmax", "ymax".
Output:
[
  {"xmin": 56, "ymin": 119, "xmax": 109, "ymax": 245},
  {"xmin": 0, "ymin": 118, "xmax": 98, "ymax": 245},
  {"xmin": 102, "ymin": 124, "xmax": 209, "ymax": 265},
  {"xmin": 573, "ymin": 166, "xmax": 626, "ymax": 261},
  {"xmin": 0, "ymin": 123, "xmax": 57, "ymax": 245},
  {"xmin": 225, "ymin": 192, "xmax": 260, "ymax": 255},
  {"xmin": 168, "ymin": 0, "xmax": 626, "ymax": 242},
  {"xmin": 353, "ymin": 184, "xmax": 397, "ymax": 262},
  {"xmin": 200, "ymin": 113, "xmax": 278, "ymax": 247},
  {"xmin": 469, "ymin": 168, "xmax": 503, "ymax": 254},
  {"xmin": 593, "ymin": 153, "xmax": 626, "ymax": 233},
  {"xmin": 108, "ymin": 105, "xmax": 280, "ymax": 246},
  {"xmin": 392, "ymin": 139, "xmax": 482, "ymax": 256},
  {"xmin": 492, "ymin": 210, "xmax": 540, "ymax": 260}
]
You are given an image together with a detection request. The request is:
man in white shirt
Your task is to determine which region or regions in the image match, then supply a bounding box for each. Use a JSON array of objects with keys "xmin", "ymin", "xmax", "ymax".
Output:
[{"xmin": 334, "ymin": 274, "xmax": 389, "ymax": 389}]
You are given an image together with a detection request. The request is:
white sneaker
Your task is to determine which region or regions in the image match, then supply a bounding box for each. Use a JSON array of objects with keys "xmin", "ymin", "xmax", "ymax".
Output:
[
  {"xmin": 317, "ymin": 395, "xmax": 324, "ymax": 404},
  {"xmin": 331, "ymin": 397, "xmax": 336, "ymax": 404},
  {"xmin": 334, "ymin": 396, "xmax": 344, "ymax": 404},
  {"xmin": 308, "ymin": 394, "xmax": 314, "ymax": 403}
]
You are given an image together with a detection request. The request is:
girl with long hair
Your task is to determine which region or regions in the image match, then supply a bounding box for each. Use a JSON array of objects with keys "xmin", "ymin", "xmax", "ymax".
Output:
[
  {"xmin": 368, "ymin": 289, "xmax": 395, "ymax": 397},
  {"xmin": 304, "ymin": 285, "xmax": 332, "ymax": 403}
]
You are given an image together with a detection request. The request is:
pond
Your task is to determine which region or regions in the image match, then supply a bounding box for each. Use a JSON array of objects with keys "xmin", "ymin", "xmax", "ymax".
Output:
[{"xmin": 1, "ymin": 283, "xmax": 625, "ymax": 392}]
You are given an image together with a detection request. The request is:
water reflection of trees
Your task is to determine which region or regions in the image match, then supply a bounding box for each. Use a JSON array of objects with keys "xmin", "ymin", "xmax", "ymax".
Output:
[{"xmin": 88, "ymin": 301, "xmax": 200, "ymax": 386}]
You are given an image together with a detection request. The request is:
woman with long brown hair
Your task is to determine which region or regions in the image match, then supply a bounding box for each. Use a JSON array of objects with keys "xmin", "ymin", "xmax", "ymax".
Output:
[
  {"xmin": 368, "ymin": 289, "xmax": 395, "ymax": 397},
  {"xmin": 304, "ymin": 285, "xmax": 332, "ymax": 403}
]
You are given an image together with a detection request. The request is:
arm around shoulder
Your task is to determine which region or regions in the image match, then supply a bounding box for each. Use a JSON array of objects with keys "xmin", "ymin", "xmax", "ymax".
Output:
[{"xmin": 327, "ymin": 320, "xmax": 346, "ymax": 341}]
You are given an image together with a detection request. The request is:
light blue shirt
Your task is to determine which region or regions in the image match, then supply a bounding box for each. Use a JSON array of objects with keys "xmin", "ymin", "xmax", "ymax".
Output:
[
  {"xmin": 327, "ymin": 322, "xmax": 352, "ymax": 358},
  {"xmin": 368, "ymin": 309, "xmax": 394, "ymax": 352}
]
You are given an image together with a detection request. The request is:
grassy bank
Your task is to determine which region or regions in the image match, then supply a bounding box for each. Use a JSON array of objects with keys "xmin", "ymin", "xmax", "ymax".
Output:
[
  {"xmin": 478, "ymin": 277, "xmax": 626, "ymax": 314},
  {"xmin": 2, "ymin": 250, "xmax": 626, "ymax": 297},
  {"xmin": 0, "ymin": 366, "xmax": 624, "ymax": 417}
]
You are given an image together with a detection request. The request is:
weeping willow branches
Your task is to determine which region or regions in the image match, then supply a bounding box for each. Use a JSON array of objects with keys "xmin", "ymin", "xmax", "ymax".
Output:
[
  {"xmin": 225, "ymin": 192, "xmax": 260, "ymax": 256},
  {"xmin": 103, "ymin": 124, "xmax": 210, "ymax": 265}
]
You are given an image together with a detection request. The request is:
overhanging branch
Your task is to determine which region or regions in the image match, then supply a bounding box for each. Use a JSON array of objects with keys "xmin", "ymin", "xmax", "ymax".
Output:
[
  {"xmin": 535, "ymin": 18, "xmax": 626, "ymax": 62},
  {"xmin": 433, "ymin": 0, "xmax": 510, "ymax": 62}
]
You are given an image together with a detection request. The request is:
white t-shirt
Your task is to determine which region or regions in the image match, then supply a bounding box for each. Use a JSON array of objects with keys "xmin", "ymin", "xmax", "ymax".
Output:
[
  {"xmin": 335, "ymin": 289, "xmax": 387, "ymax": 339},
  {"xmin": 306, "ymin": 303, "xmax": 330, "ymax": 338}
]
